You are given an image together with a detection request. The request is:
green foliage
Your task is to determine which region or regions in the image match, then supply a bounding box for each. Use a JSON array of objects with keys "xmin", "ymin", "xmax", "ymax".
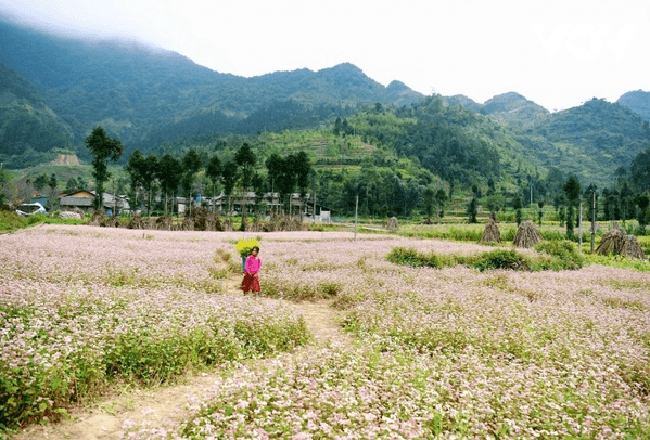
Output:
[
  {"xmin": 0, "ymin": 210, "xmax": 27, "ymax": 232},
  {"xmin": 584, "ymin": 254, "xmax": 650, "ymax": 272},
  {"xmin": 261, "ymin": 278, "xmax": 344, "ymax": 302},
  {"xmin": 468, "ymin": 249, "xmax": 529, "ymax": 272},
  {"xmin": 386, "ymin": 247, "xmax": 459, "ymax": 269},
  {"xmin": 387, "ymin": 244, "xmax": 586, "ymax": 273},
  {"xmin": 522, "ymin": 98, "xmax": 650, "ymax": 186},
  {"xmin": 533, "ymin": 240, "xmax": 585, "ymax": 270},
  {"xmin": 0, "ymin": 299, "xmax": 310, "ymax": 432},
  {"xmin": 351, "ymin": 97, "xmax": 501, "ymax": 185},
  {"xmin": 86, "ymin": 127, "xmax": 124, "ymax": 208}
]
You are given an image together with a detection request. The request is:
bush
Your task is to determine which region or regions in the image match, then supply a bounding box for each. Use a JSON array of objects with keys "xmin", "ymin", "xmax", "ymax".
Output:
[
  {"xmin": 468, "ymin": 249, "xmax": 529, "ymax": 272},
  {"xmin": 0, "ymin": 211, "xmax": 27, "ymax": 232},
  {"xmin": 386, "ymin": 247, "xmax": 458, "ymax": 269},
  {"xmin": 387, "ymin": 245, "xmax": 585, "ymax": 273},
  {"xmin": 533, "ymin": 240, "xmax": 585, "ymax": 270}
]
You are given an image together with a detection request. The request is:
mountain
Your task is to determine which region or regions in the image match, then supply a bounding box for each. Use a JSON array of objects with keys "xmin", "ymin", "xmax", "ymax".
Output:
[
  {"xmin": 0, "ymin": 17, "xmax": 424, "ymax": 167},
  {"xmin": 618, "ymin": 90, "xmax": 650, "ymax": 121},
  {"xmin": 443, "ymin": 95, "xmax": 483, "ymax": 113},
  {"xmin": 444, "ymin": 92, "xmax": 549, "ymax": 128},
  {"xmin": 1, "ymin": 16, "xmax": 647, "ymax": 191},
  {"xmin": 0, "ymin": 62, "xmax": 72, "ymax": 167},
  {"xmin": 518, "ymin": 98, "xmax": 650, "ymax": 185}
]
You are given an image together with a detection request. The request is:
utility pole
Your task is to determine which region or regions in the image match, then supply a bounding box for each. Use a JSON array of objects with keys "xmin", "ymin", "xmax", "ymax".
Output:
[{"xmin": 578, "ymin": 200, "xmax": 583, "ymax": 252}]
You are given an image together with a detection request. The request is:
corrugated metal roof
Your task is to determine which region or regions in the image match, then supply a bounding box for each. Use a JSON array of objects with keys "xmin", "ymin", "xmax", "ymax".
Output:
[{"xmin": 60, "ymin": 197, "xmax": 93, "ymax": 207}]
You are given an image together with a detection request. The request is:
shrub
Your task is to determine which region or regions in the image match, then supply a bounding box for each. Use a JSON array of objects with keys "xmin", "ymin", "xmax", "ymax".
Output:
[
  {"xmin": 0, "ymin": 211, "xmax": 27, "ymax": 232},
  {"xmin": 468, "ymin": 249, "xmax": 529, "ymax": 272},
  {"xmin": 386, "ymin": 247, "xmax": 457, "ymax": 269},
  {"xmin": 533, "ymin": 240, "xmax": 585, "ymax": 270}
]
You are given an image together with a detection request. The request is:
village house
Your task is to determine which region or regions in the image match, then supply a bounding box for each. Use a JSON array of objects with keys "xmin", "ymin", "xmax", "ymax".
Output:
[{"xmin": 59, "ymin": 190, "xmax": 130, "ymax": 215}]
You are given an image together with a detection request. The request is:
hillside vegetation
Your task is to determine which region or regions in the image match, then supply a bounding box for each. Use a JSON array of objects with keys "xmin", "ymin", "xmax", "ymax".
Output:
[{"xmin": 2, "ymin": 17, "xmax": 650, "ymax": 210}]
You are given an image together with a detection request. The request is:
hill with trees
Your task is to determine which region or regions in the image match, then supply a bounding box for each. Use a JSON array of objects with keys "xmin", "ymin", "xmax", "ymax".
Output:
[
  {"xmin": 0, "ymin": 18, "xmax": 424, "ymax": 167},
  {"xmin": 618, "ymin": 90, "xmax": 650, "ymax": 121},
  {"xmin": 2, "ymin": 15, "xmax": 650, "ymax": 222},
  {"xmin": 0, "ymin": 62, "xmax": 72, "ymax": 167},
  {"xmin": 518, "ymin": 98, "xmax": 650, "ymax": 186}
]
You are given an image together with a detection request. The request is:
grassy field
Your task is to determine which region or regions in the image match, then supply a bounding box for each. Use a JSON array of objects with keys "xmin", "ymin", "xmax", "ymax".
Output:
[{"xmin": 2, "ymin": 224, "xmax": 650, "ymax": 438}]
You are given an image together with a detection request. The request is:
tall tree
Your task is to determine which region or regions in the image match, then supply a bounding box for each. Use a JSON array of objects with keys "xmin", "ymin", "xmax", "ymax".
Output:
[
  {"xmin": 235, "ymin": 142, "xmax": 256, "ymax": 223},
  {"xmin": 265, "ymin": 153, "xmax": 283, "ymax": 216},
  {"xmin": 48, "ymin": 173, "xmax": 57, "ymax": 209},
  {"xmin": 205, "ymin": 155, "xmax": 222, "ymax": 211},
  {"xmin": 562, "ymin": 175, "xmax": 581, "ymax": 237},
  {"xmin": 636, "ymin": 194, "xmax": 649, "ymax": 228},
  {"xmin": 157, "ymin": 154, "xmax": 182, "ymax": 215},
  {"xmin": 468, "ymin": 196, "xmax": 477, "ymax": 223},
  {"xmin": 276, "ymin": 155, "xmax": 297, "ymax": 215},
  {"xmin": 222, "ymin": 161, "xmax": 238, "ymax": 217},
  {"xmin": 435, "ymin": 189, "xmax": 447, "ymax": 219},
  {"xmin": 65, "ymin": 178, "xmax": 76, "ymax": 193},
  {"xmin": 181, "ymin": 149, "xmax": 202, "ymax": 216},
  {"xmin": 423, "ymin": 187, "xmax": 435, "ymax": 218},
  {"xmin": 85, "ymin": 127, "xmax": 124, "ymax": 210},
  {"xmin": 34, "ymin": 173, "xmax": 48, "ymax": 191},
  {"xmin": 140, "ymin": 155, "xmax": 158, "ymax": 217},
  {"xmin": 125, "ymin": 150, "xmax": 145, "ymax": 211}
]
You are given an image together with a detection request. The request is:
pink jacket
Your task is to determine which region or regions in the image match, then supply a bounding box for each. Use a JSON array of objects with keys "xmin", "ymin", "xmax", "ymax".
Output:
[{"xmin": 245, "ymin": 255, "xmax": 262, "ymax": 274}]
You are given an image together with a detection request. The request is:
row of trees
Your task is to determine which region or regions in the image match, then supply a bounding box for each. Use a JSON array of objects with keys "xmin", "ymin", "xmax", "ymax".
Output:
[
  {"xmin": 87, "ymin": 124, "xmax": 449, "ymax": 220},
  {"xmin": 466, "ymin": 174, "xmax": 650, "ymax": 237},
  {"xmin": 122, "ymin": 140, "xmax": 312, "ymax": 218}
]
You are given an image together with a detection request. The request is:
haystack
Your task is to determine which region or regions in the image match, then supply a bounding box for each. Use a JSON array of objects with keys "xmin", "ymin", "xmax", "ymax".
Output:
[
  {"xmin": 126, "ymin": 214, "xmax": 145, "ymax": 229},
  {"xmin": 480, "ymin": 218, "xmax": 501, "ymax": 243},
  {"xmin": 179, "ymin": 217, "xmax": 194, "ymax": 231},
  {"xmin": 248, "ymin": 218, "xmax": 262, "ymax": 232},
  {"xmin": 512, "ymin": 221, "xmax": 543, "ymax": 248},
  {"xmin": 89, "ymin": 209, "xmax": 107, "ymax": 226},
  {"xmin": 221, "ymin": 218, "xmax": 233, "ymax": 232},
  {"xmin": 386, "ymin": 217, "xmax": 399, "ymax": 231},
  {"xmin": 596, "ymin": 224, "xmax": 647, "ymax": 259},
  {"xmin": 154, "ymin": 216, "xmax": 173, "ymax": 231},
  {"xmin": 101, "ymin": 216, "xmax": 120, "ymax": 228},
  {"xmin": 188, "ymin": 208, "xmax": 221, "ymax": 231}
]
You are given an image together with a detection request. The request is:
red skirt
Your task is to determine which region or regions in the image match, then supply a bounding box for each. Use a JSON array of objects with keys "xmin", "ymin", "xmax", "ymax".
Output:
[{"xmin": 241, "ymin": 273, "xmax": 260, "ymax": 292}]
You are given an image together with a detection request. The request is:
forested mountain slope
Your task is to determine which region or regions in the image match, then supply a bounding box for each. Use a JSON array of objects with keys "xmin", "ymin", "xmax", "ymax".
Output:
[
  {"xmin": 0, "ymin": 62, "xmax": 71, "ymax": 166},
  {"xmin": 618, "ymin": 90, "xmax": 650, "ymax": 121},
  {"xmin": 0, "ymin": 18, "xmax": 423, "ymax": 164},
  {"xmin": 518, "ymin": 98, "xmax": 650, "ymax": 185}
]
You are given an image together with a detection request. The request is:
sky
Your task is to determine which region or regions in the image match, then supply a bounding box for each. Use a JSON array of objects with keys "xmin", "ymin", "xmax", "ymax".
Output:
[{"xmin": 1, "ymin": 0, "xmax": 649, "ymax": 111}]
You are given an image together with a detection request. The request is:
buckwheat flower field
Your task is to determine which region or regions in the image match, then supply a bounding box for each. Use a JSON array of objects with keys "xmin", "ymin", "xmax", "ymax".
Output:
[{"xmin": 3, "ymin": 224, "xmax": 650, "ymax": 439}]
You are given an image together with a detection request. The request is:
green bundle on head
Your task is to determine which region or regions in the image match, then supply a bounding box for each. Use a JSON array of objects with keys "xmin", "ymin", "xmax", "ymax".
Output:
[{"xmin": 237, "ymin": 240, "xmax": 260, "ymax": 257}]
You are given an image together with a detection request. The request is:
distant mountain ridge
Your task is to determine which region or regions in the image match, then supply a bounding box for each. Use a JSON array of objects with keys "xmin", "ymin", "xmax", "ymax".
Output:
[
  {"xmin": 0, "ymin": 17, "xmax": 423, "ymax": 161},
  {"xmin": 1, "ymin": 15, "xmax": 650, "ymax": 190},
  {"xmin": 444, "ymin": 92, "xmax": 549, "ymax": 128},
  {"xmin": 618, "ymin": 90, "xmax": 650, "ymax": 121}
]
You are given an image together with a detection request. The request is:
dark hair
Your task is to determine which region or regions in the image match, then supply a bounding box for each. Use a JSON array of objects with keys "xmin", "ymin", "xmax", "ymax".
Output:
[{"xmin": 252, "ymin": 246, "xmax": 260, "ymax": 253}]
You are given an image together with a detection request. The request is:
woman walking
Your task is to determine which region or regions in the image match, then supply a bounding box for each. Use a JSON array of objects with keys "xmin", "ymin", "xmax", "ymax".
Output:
[{"xmin": 241, "ymin": 246, "xmax": 262, "ymax": 296}]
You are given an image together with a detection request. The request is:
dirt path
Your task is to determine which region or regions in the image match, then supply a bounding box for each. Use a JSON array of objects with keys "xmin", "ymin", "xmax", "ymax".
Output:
[{"xmin": 12, "ymin": 276, "xmax": 351, "ymax": 440}]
